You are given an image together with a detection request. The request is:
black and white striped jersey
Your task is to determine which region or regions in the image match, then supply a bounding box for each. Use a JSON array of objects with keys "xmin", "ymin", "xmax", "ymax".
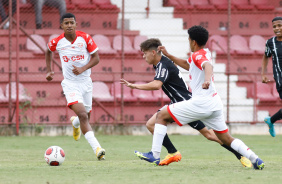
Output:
[
  {"xmin": 153, "ymin": 55, "xmax": 192, "ymax": 103},
  {"xmin": 265, "ymin": 36, "xmax": 282, "ymax": 89}
]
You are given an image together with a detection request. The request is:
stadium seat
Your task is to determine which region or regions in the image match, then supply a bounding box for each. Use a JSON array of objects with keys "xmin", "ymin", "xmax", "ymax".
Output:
[
  {"xmin": 255, "ymin": 82, "xmax": 277, "ymax": 102},
  {"xmin": 93, "ymin": 0, "xmax": 119, "ymax": 10},
  {"xmin": 163, "ymin": 0, "xmax": 193, "ymax": 10},
  {"xmin": 249, "ymin": 35, "xmax": 266, "ymax": 55},
  {"xmin": 71, "ymin": 0, "xmax": 97, "ymax": 10},
  {"xmin": 92, "ymin": 81, "xmax": 114, "ymax": 102},
  {"xmin": 113, "ymin": 35, "xmax": 139, "ymax": 55},
  {"xmin": 111, "ymin": 82, "xmax": 137, "ymax": 102},
  {"xmin": 92, "ymin": 34, "xmax": 118, "ymax": 55},
  {"xmin": 132, "ymin": 82, "xmax": 158, "ymax": 102},
  {"xmin": 208, "ymin": 35, "xmax": 227, "ymax": 55},
  {"xmin": 231, "ymin": 0, "xmax": 254, "ymax": 10},
  {"xmin": 152, "ymin": 90, "xmax": 170, "ymax": 102},
  {"xmin": 26, "ymin": 34, "xmax": 47, "ymax": 54},
  {"xmin": 210, "ymin": 0, "xmax": 235, "ymax": 10},
  {"xmin": 0, "ymin": 87, "xmax": 8, "ymax": 103},
  {"xmin": 48, "ymin": 34, "xmax": 60, "ymax": 42},
  {"xmin": 230, "ymin": 35, "xmax": 255, "ymax": 55},
  {"xmin": 5, "ymin": 82, "xmax": 32, "ymax": 102},
  {"xmin": 189, "ymin": 0, "xmax": 214, "ymax": 10},
  {"xmin": 133, "ymin": 35, "xmax": 148, "ymax": 51},
  {"xmin": 250, "ymin": 0, "xmax": 274, "ymax": 10}
]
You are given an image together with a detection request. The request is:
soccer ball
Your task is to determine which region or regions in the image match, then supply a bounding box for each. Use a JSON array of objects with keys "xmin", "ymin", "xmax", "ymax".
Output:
[{"xmin": 44, "ymin": 146, "xmax": 65, "ymax": 166}]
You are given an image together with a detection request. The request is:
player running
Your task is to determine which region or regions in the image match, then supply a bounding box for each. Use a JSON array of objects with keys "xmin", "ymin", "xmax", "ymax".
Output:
[
  {"xmin": 45, "ymin": 13, "xmax": 105, "ymax": 160},
  {"xmin": 261, "ymin": 16, "xmax": 282, "ymax": 137},
  {"xmin": 121, "ymin": 38, "xmax": 251, "ymax": 167},
  {"xmin": 134, "ymin": 26, "xmax": 265, "ymax": 170}
]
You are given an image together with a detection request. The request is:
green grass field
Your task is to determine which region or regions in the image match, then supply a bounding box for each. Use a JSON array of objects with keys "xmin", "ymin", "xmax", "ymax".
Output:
[{"xmin": 0, "ymin": 135, "xmax": 281, "ymax": 184}]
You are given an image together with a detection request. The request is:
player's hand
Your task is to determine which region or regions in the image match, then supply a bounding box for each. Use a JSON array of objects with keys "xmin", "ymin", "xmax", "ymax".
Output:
[
  {"xmin": 72, "ymin": 65, "xmax": 84, "ymax": 75},
  {"xmin": 120, "ymin": 79, "xmax": 135, "ymax": 89},
  {"xmin": 157, "ymin": 46, "xmax": 169, "ymax": 56},
  {"xmin": 46, "ymin": 71, "xmax": 54, "ymax": 81},
  {"xmin": 261, "ymin": 75, "xmax": 270, "ymax": 83},
  {"xmin": 202, "ymin": 81, "xmax": 210, "ymax": 89}
]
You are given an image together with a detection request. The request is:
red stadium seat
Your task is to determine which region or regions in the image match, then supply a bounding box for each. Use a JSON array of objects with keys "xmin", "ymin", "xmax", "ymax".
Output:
[
  {"xmin": 92, "ymin": 34, "xmax": 118, "ymax": 55},
  {"xmin": 249, "ymin": 35, "xmax": 266, "ymax": 55},
  {"xmin": 210, "ymin": 0, "xmax": 235, "ymax": 10},
  {"xmin": 26, "ymin": 34, "xmax": 47, "ymax": 54},
  {"xmin": 111, "ymin": 82, "xmax": 137, "ymax": 102},
  {"xmin": 71, "ymin": 0, "xmax": 96, "ymax": 10},
  {"xmin": 132, "ymin": 82, "xmax": 158, "ymax": 102},
  {"xmin": 133, "ymin": 35, "xmax": 148, "ymax": 51},
  {"xmin": 152, "ymin": 90, "xmax": 170, "ymax": 102},
  {"xmin": 230, "ymin": 35, "xmax": 255, "ymax": 55},
  {"xmin": 0, "ymin": 87, "xmax": 8, "ymax": 103},
  {"xmin": 189, "ymin": 0, "xmax": 214, "ymax": 10},
  {"xmin": 113, "ymin": 35, "xmax": 139, "ymax": 55},
  {"xmin": 164, "ymin": 0, "xmax": 193, "ymax": 10},
  {"xmin": 209, "ymin": 35, "xmax": 227, "ymax": 55},
  {"xmin": 231, "ymin": 0, "xmax": 254, "ymax": 10},
  {"xmin": 5, "ymin": 82, "xmax": 32, "ymax": 102},
  {"xmin": 255, "ymin": 82, "xmax": 277, "ymax": 102},
  {"xmin": 93, "ymin": 0, "xmax": 118, "ymax": 10},
  {"xmin": 92, "ymin": 81, "xmax": 114, "ymax": 102},
  {"xmin": 250, "ymin": 0, "xmax": 274, "ymax": 10}
]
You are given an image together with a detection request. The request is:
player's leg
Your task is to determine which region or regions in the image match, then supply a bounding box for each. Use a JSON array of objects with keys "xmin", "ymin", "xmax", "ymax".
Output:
[
  {"xmin": 206, "ymin": 110, "xmax": 264, "ymax": 170},
  {"xmin": 146, "ymin": 112, "xmax": 181, "ymax": 165},
  {"xmin": 194, "ymin": 124, "xmax": 251, "ymax": 167}
]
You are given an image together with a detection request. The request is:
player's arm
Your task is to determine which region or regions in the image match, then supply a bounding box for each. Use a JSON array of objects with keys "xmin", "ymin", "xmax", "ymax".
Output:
[
  {"xmin": 158, "ymin": 46, "xmax": 190, "ymax": 71},
  {"xmin": 120, "ymin": 79, "xmax": 163, "ymax": 90},
  {"xmin": 261, "ymin": 54, "xmax": 270, "ymax": 83},
  {"xmin": 72, "ymin": 52, "xmax": 100, "ymax": 75},
  {"xmin": 45, "ymin": 49, "xmax": 54, "ymax": 81},
  {"xmin": 202, "ymin": 62, "xmax": 213, "ymax": 89}
]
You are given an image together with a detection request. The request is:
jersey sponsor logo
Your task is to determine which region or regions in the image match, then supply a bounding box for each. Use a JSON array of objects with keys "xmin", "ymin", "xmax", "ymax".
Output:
[
  {"xmin": 161, "ymin": 68, "xmax": 167, "ymax": 77},
  {"xmin": 77, "ymin": 43, "xmax": 83, "ymax": 48},
  {"xmin": 62, "ymin": 55, "xmax": 85, "ymax": 62},
  {"xmin": 196, "ymin": 55, "xmax": 202, "ymax": 61}
]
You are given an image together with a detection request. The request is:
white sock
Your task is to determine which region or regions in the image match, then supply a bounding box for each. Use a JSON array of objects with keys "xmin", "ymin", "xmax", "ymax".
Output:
[
  {"xmin": 151, "ymin": 124, "xmax": 167, "ymax": 159},
  {"xmin": 230, "ymin": 138, "xmax": 258, "ymax": 163},
  {"xmin": 84, "ymin": 131, "xmax": 101, "ymax": 153},
  {"xmin": 72, "ymin": 116, "xmax": 80, "ymax": 128}
]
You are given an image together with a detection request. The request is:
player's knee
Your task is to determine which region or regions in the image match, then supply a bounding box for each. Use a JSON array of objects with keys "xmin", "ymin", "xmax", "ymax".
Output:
[{"xmin": 205, "ymin": 133, "xmax": 216, "ymax": 141}]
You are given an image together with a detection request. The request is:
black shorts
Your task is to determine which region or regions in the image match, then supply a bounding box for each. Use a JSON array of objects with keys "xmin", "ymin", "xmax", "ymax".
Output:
[{"xmin": 188, "ymin": 120, "xmax": 206, "ymax": 131}]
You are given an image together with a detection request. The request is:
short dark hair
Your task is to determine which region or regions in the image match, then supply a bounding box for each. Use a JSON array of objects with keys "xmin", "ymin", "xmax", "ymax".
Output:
[
  {"xmin": 60, "ymin": 13, "xmax": 76, "ymax": 23},
  {"xmin": 140, "ymin": 38, "xmax": 162, "ymax": 52},
  {"xmin": 188, "ymin": 26, "xmax": 209, "ymax": 46},
  {"xmin": 272, "ymin": 17, "xmax": 282, "ymax": 22}
]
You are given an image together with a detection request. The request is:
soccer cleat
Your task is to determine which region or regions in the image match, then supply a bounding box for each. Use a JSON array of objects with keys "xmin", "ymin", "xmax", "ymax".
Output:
[
  {"xmin": 264, "ymin": 116, "xmax": 276, "ymax": 137},
  {"xmin": 239, "ymin": 156, "xmax": 252, "ymax": 168},
  {"xmin": 96, "ymin": 147, "xmax": 106, "ymax": 160},
  {"xmin": 134, "ymin": 151, "xmax": 160, "ymax": 166},
  {"xmin": 253, "ymin": 158, "xmax": 265, "ymax": 170},
  {"xmin": 70, "ymin": 116, "xmax": 81, "ymax": 141},
  {"xmin": 159, "ymin": 151, "xmax": 182, "ymax": 166}
]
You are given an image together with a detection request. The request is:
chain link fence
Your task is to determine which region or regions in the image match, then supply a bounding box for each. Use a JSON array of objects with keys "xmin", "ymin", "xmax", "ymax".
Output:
[{"xmin": 0, "ymin": 0, "xmax": 280, "ymax": 132}]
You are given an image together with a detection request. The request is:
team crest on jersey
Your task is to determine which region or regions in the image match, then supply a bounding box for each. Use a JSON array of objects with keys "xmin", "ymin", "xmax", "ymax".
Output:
[{"xmin": 78, "ymin": 43, "xmax": 83, "ymax": 48}]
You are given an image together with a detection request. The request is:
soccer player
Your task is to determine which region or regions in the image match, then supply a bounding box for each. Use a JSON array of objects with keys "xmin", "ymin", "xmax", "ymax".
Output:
[
  {"xmin": 261, "ymin": 16, "xmax": 282, "ymax": 137},
  {"xmin": 45, "ymin": 13, "xmax": 105, "ymax": 160},
  {"xmin": 134, "ymin": 26, "xmax": 265, "ymax": 170},
  {"xmin": 121, "ymin": 38, "xmax": 251, "ymax": 167}
]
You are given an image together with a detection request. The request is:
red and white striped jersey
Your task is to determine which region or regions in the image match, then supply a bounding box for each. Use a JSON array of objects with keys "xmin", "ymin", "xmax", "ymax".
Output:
[{"xmin": 47, "ymin": 31, "xmax": 98, "ymax": 81}]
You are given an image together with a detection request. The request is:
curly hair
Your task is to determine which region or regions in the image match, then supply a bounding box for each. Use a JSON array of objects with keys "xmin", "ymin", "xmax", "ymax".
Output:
[{"xmin": 188, "ymin": 26, "xmax": 209, "ymax": 46}]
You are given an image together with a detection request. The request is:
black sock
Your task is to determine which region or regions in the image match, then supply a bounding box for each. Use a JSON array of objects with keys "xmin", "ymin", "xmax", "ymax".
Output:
[
  {"xmin": 271, "ymin": 109, "xmax": 282, "ymax": 124},
  {"xmin": 162, "ymin": 134, "xmax": 177, "ymax": 154},
  {"xmin": 221, "ymin": 144, "xmax": 242, "ymax": 160}
]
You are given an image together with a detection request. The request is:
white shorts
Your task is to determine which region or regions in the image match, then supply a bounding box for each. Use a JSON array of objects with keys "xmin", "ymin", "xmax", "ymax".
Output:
[
  {"xmin": 167, "ymin": 96, "xmax": 228, "ymax": 133},
  {"xmin": 61, "ymin": 78, "xmax": 93, "ymax": 113}
]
